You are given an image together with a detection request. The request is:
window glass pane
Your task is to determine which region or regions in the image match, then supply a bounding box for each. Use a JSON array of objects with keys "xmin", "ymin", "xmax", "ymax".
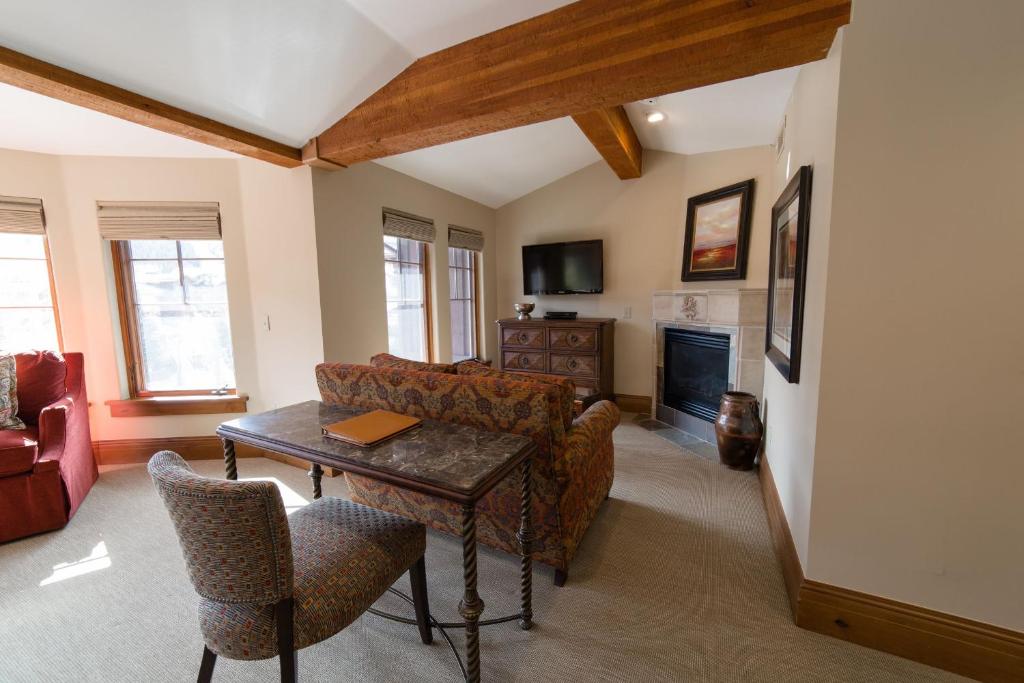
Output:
[
  {"xmin": 448, "ymin": 247, "xmax": 476, "ymax": 361},
  {"xmin": 129, "ymin": 240, "xmax": 177, "ymax": 259},
  {"xmin": 183, "ymin": 259, "xmax": 228, "ymax": 304},
  {"xmin": 136, "ymin": 303, "xmax": 235, "ymax": 391},
  {"xmin": 386, "ymin": 301, "xmax": 426, "ymax": 361},
  {"xmin": 0, "ymin": 260, "xmax": 52, "ymax": 306},
  {"xmin": 0, "ymin": 308, "xmax": 59, "ymax": 352},
  {"xmin": 400, "ymin": 261, "xmax": 422, "ymax": 301},
  {"xmin": 383, "ymin": 236, "xmax": 428, "ymax": 362},
  {"xmin": 124, "ymin": 239, "xmax": 235, "ymax": 391},
  {"xmin": 0, "ymin": 233, "xmax": 46, "ymax": 258},
  {"xmin": 131, "ymin": 260, "xmax": 182, "ymax": 304},
  {"xmin": 383, "ymin": 235, "xmax": 399, "ymax": 260},
  {"xmin": 180, "ymin": 240, "xmax": 224, "ymax": 259}
]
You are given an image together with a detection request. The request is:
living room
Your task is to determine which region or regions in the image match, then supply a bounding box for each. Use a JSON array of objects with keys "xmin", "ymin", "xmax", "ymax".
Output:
[{"xmin": 1, "ymin": 1, "xmax": 1022, "ymax": 682}]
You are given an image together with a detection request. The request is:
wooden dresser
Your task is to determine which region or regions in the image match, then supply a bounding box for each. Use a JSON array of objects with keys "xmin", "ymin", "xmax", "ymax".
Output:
[{"xmin": 497, "ymin": 317, "xmax": 615, "ymax": 403}]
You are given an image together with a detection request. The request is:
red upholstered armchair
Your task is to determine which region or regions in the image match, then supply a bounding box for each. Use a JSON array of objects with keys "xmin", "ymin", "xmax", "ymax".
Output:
[{"xmin": 0, "ymin": 351, "xmax": 98, "ymax": 543}]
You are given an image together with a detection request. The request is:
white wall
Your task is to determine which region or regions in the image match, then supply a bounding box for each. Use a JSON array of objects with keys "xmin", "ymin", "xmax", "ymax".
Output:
[
  {"xmin": 311, "ymin": 162, "xmax": 498, "ymax": 365},
  {"xmin": 0, "ymin": 149, "xmax": 323, "ymax": 441},
  {"xmin": 495, "ymin": 147, "xmax": 775, "ymax": 398},
  {"xmin": 761, "ymin": 35, "xmax": 843, "ymax": 568},
  {"xmin": 805, "ymin": 0, "xmax": 1024, "ymax": 630}
]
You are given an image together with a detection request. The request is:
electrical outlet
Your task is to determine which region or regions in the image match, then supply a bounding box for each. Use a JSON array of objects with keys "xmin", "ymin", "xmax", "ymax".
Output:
[
  {"xmin": 623, "ymin": 305, "xmax": 632, "ymax": 320},
  {"xmin": 263, "ymin": 315, "xmax": 271, "ymax": 331}
]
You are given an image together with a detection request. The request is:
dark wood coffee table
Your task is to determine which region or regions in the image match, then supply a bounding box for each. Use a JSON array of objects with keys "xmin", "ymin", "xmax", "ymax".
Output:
[{"xmin": 216, "ymin": 400, "xmax": 537, "ymax": 682}]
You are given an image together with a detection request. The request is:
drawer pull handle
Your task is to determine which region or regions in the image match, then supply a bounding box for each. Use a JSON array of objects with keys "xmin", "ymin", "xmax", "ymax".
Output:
[
  {"xmin": 519, "ymin": 333, "xmax": 529, "ymax": 345},
  {"xmin": 568, "ymin": 333, "xmax": 580, "ymax": 345},
  {"xmin": 520, "ymin": 355, "xmax": 530, "ymax": 367},
  {"xmin": 567, "ymin": 358, "xmax": 579, "ymax": 370}
]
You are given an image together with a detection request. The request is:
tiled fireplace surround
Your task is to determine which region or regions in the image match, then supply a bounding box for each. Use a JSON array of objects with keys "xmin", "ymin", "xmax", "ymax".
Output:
[{"xmin": 651, "ymin": 289, "xmax": 767, "ymax": 443}]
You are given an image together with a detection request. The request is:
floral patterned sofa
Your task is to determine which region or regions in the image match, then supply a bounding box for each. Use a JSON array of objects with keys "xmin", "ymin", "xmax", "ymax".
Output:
[{"xmin": 315, "ymin": 357, "xmax": 620, "ymax": 585}]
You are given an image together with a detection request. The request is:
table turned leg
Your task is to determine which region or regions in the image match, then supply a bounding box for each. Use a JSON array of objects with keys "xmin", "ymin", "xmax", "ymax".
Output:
[
  {"xmin": 222, "ymin": 438, "xmax": 237, "ymax": 481},
  {"xmin": 516, "ymin": 457, "xmax": 535, "ymax": 631},
  {"xmin": 459, "ymin": 503, "xmax": 484, "ymax": 683},
  {"xmin": 309, "ymin": 463, "xmax": 323, "ymax": 500}
]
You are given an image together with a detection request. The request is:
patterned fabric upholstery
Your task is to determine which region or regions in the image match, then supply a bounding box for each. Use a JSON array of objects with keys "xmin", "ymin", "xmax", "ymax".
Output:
[
  {"xmin": 316, "ymin": 362, "xmax": 619, "ymax": 573},
  {"xmin": 456, "ymin": 361, "xmax": 575, "ymax": 430},
  {"xmin": 0, "ymin": 354, "xmax": 25, "ymax": 430},
  {"xmin": 369, "ymin": 353, "xmax": 456, "ymax": 375},
  {"xmin": 149, "ymin": 452, "xmax": 425, "ymax": 661}
]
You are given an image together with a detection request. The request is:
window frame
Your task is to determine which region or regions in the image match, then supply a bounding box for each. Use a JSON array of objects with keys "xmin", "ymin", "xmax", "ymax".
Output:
[
  {"xmin": 0, "ymin": 231, "xmax": 64, "ymax": 352},
  {"xmin": 382, "ymin": 236, "xmax": 434, "ymax": 362},
  {"xmin": 448, "ymin": 247, "xmax": 480, "ymax": 362},
  {"xmin": 110, "ymin": 240, "xmax": 238, "ymax": 398}
]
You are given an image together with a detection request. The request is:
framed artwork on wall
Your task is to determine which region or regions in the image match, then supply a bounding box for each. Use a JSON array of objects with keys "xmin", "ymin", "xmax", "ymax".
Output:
[
  {"xmin": 766, "ymin": 165, "xmax": 812, "ymax": 383},
  {"xmin": 681, "ymin": 179, "xmax": 755, "ymax": 281}
]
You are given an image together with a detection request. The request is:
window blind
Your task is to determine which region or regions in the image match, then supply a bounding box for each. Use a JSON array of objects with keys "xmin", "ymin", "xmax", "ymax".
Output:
[
  {"xmin": 382, "ymin": 209, "xmax": 435, "ymax": 243},
  {"xmin": 0, "ymin": 195, "xmax": 46, "ymax": 235},
  {"xmin": 97, "ymin": 201, "xmax": 221, "ymax": 240},
  {"xmin": 448, "ymin": 225, "xmax": 484, "ymax": 252}
]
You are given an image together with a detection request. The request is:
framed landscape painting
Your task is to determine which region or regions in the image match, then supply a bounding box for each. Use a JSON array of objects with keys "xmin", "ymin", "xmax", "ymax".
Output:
[
  {"xmin": 681, "ymin": 179, "xmax": 755, "ymax": 281},
  {"xmin": 766, "ymin": 165, "xmax": 812, "ymax": 383}
]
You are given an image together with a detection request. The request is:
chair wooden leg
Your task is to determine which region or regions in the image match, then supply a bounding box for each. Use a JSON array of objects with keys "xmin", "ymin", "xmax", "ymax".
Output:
[
  {"xmin": 197, "ymin": 646, "xmax": 216, "ymax": 683},
  {"xmin": 554, "ymin": 568, "xmax": 568, "ymax": 587},
  {"xmin": 276, "ymin": 598, "xmax": 297, "ymax": 683},
  {"xmin": 409, "ymin": 555, "xmax": 433, "ymax": 645}
]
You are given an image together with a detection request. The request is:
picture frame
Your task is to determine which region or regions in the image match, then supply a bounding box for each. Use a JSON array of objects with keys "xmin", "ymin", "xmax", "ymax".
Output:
[
  {"xmin": 765, "ymin": 165, "xmax": 812, "ymax": 383},
  {"xmin": 681, "ymin": 179, "xmax": 755, "ymax": 281}
]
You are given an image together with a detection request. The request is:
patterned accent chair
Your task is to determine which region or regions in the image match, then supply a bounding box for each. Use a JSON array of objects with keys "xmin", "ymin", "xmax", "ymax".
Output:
[
  {"xmin": 148, "ymin": 451, "xmax": 431, "ymax": 683},
  {"xmin": 316, "ymin": 362, "xmax": 620, "ymax": 586}
]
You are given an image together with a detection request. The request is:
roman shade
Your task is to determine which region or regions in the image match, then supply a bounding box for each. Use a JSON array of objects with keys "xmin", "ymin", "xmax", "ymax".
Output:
[
  {"xmin": 97, "ymin": 201, "xmax": 221, "ymax": 241},
  {"xmin": 448, "ymin": 225, "xmax": 484, "ymax": 252},
  {"xmin": 382, "ymin": 209, "xmax": 434, "ymax": 243},
  {"xmin": 0, "ymin": 196, "xmax": 46, "ymax": 235}
]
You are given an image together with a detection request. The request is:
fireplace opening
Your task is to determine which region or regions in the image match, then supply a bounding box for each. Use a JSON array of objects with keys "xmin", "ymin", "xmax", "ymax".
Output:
[{"xmin": 663, "ymin": 328, "xmax": 730, "ymax": 422}]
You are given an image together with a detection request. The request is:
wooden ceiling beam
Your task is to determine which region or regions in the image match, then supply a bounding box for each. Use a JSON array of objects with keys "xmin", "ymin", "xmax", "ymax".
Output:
[
  {"xmin": 0, "ymin": 45, "xmax": 303, "ymax": 168},
  {"xmin": 572, "ymin": 106, "xmax": 643, "ymax": 179},
  {"xmin": 311, "ymin": 0, "xmax": 850, "ymax": 167}
]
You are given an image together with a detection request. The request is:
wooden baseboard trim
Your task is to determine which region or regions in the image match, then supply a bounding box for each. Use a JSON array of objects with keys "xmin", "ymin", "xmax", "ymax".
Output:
[
  {"xmin": 614, "ymin": 394, "xmax": 651, "ymax": 414},
  {"xmin": 758, "ymin": 454, "xmax": 1024, "ymax": 682},
  {"xmin": 92, "ymin": 436, "xmax": 340, "ymax": 477}
]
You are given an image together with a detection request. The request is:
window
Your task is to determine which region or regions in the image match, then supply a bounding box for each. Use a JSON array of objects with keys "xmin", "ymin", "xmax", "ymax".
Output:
[
  {"xmin": 383, "ymin": 235, "xmax": 431, "ymax": 361},
  {"xmin": 0, "ymin": 232, "xmax": 61, "ymax": 352},
  {"xmin": 111, "ymin": 239, "xmax": 236, "ymax": 396},
  {"xmin": 449, "ymin": 247, "xmax": 478, "ymax": 361}
]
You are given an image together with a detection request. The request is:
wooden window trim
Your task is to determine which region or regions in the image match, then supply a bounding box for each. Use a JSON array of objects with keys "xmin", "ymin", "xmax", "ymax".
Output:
[
  {"xmin": 105, "ymin": 394, "xmax": 248, "ymax": 418},
  {"xmin": 0, "ymin": 233, "xmax": 63, "ymax": 351},
  {"xmin": 383, "ymin": 237, "xmax": 434, "ymax": 362},
  {"xmin": 110, "ymin": 241, "xmax": 239, "ymax": 404}
]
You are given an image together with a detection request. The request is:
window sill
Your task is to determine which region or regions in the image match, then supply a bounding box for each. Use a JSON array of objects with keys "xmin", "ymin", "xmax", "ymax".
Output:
[{"xmin": 106, "ymin": 394, "xmax": 249, "ymax": 418}]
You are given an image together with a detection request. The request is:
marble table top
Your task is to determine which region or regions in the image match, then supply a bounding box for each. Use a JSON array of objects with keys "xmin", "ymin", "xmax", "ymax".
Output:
[{"xmin": 217, "ymin": 401, "xmax": 534, "ymax": 502}]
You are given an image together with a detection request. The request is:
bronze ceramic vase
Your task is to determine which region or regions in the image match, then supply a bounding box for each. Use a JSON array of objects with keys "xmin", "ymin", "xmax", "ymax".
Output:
[{"xmin": 714, "ymin": 391, "xmax": 763, "ymax": 471}]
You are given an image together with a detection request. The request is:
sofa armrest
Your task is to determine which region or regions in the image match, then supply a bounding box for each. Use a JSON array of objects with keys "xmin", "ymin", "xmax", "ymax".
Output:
[
  {"xmin": 36, "ymin": 395, "xmax": 72, "ymax": 463},
  {"xmin": 559, "ymin": 400, "xmax": 620, "ymax": 481}
]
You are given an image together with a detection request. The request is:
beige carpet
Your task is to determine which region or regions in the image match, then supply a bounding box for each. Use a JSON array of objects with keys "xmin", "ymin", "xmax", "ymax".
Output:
[{"xmin": 0, "ymin": 417, "xmax": 966, "ymax": 682}]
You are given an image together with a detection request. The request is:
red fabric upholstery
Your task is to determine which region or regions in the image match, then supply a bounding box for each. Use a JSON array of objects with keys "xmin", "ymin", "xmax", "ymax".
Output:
[
  {"xmin": 0, "ymin": 352, "xmax": 98, "ymax": 543},
  {"xmin": 15, "ymin": 350, "xmax": 67, "ymax": 427},
  {"xmin": 0, "ymin": 427, "xmax": 38, "ymax": 476}
]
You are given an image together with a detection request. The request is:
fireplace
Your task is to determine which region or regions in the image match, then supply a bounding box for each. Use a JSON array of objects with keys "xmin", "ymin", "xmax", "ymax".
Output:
[{"xmin": 663, "ymin": 328, "xmax": 730, "ymax": 422}]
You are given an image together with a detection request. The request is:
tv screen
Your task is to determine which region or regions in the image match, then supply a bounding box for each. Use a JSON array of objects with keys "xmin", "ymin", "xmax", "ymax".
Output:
[{"xmin": 522, "ymin": 240, "xmax": 603, "ymax": 295}]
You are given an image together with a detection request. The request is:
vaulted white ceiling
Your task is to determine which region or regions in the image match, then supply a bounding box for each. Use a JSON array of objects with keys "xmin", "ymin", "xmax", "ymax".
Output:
[{"xmin": 0, "ymin": 0, "xmax": 798, "ymax": 208}]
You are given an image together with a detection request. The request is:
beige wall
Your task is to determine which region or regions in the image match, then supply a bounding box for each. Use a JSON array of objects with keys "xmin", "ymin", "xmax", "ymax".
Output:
[
  {"xmin": 804, "ymin": 0, "xmax": 1024, "ymax": 630},
  {"xmin": 311, "ymin": 162, "xmax": 498, "ymax": 366},
  {"xmin": 761, "ymin": 35, "xmax": 843, "ymax": 567},
  {"xmin": 495, "ymin": 147, "xmax": 775, "ymax": 398},
  {"xmin": 0, "ymin": 149, "xmax": 323, "ymax": 441}
]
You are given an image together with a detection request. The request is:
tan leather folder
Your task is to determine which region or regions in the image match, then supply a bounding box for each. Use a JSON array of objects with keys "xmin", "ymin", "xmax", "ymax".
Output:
[{"xmin": 321, "ymin": 409, "xmax": 422, "ymax": 447}]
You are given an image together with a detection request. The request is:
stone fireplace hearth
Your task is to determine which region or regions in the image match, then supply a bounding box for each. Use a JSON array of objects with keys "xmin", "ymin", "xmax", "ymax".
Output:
[{"xmin": 651, "ymin": 289, "xmax": 767, "ymax": 443}]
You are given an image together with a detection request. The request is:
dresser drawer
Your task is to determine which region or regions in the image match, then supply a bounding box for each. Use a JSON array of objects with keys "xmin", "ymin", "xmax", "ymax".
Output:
[
  {"xmin": 548, "ymin": 327, "xmax": 597, "ymax": 351},
  {"xmin": 549, "ymin": 353, "xmax": 597, "ymax": 378},
  {"xmin": 502, "ymin": 351, "xmax": 547, "ymax": 372},
  {"xmin": 502, "ymin": 326, "xmax": 545, "ymax": 349}
]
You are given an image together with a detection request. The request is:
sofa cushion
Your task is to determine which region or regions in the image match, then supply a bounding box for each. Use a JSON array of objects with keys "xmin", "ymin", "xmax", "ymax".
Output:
[
  {"xmin": 15, "ymin": 351, "xmax": 66, "ymax": 426},
  {"xmin": 0, "ymin": 427, "xmax": 39, "ymax": 476},
  {"xmin": 0, "ymin": 354, "xmax": 26, "ymax": 430},
  {"xmin": 369, "ymin": 353, "xmax": 456, "ymax": 375},
  {"xmin": 457, "ymin": 361, "xmax": 575, "ymax": 430}
]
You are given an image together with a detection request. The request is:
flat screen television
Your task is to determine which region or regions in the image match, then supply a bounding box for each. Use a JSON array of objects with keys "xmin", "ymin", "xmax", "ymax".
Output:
[{"xmin": 522, "ymin": 239, "xmax": 603, "ymax": 295}]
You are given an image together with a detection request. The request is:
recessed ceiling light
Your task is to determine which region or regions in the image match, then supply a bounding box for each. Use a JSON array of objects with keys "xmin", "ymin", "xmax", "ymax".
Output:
[{"xmin": 646, "ymin": 110, "xmax": 665, "ymax": 124}]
